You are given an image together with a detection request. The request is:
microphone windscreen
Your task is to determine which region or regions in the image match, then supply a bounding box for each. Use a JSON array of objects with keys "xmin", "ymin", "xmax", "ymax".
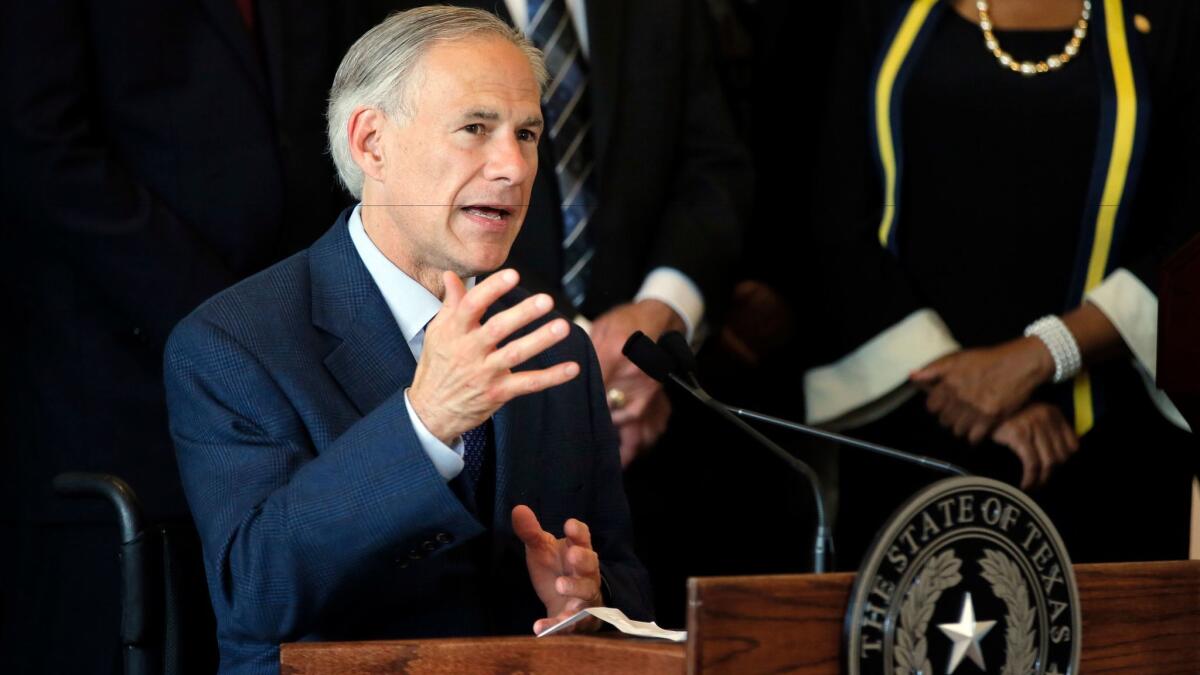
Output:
[
  {"xmin": 621, "ymin": 331, "xmax": 672, "ymax": 383},
  {"xmin": 657, "ymin": 331, "xmax": 697, "ymax": 375}
]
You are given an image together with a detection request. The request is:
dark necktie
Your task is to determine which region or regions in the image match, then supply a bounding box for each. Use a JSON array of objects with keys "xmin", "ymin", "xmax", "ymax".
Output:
[
  {"xmin": 527, "ymin": 0, "xmax": 599, "ymax": 309},
  {"xmin": 461, "ymin": 419, "xmax": 492, "ymax": 491}
]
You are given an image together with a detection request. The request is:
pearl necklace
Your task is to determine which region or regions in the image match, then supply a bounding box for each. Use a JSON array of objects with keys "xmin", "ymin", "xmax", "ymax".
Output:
[{"xmin": 975, "ymin": 0, "xmax": 1091, "ymax": 76}]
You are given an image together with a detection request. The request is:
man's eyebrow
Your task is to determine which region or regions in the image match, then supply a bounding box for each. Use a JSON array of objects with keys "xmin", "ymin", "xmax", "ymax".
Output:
[
  {"xmin": 457, "ymin": 109, "xmax": 544, "ymax": 129},
  {"xmin": 460, "ymin": 109, "xmax": 500, "ymax": 122}
]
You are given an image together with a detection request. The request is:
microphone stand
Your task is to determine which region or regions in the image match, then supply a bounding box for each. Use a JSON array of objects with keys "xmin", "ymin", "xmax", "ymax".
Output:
[
  {"xmin": 664, "ymin": 372, "xmax": 832, "ymax": 573},
  {"xmin": 725, "ymin": 407, "xmax": 968, "ymax": 477}
]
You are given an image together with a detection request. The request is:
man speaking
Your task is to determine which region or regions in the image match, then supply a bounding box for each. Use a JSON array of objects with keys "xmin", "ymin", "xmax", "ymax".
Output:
[{"xmin": 163, "ymin": 8, "xmax": 651, "ymax": 673}]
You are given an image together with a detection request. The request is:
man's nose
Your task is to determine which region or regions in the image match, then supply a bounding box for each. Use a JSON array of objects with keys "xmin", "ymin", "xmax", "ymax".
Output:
[{"xmin": 483, "ymin": 134, "xmax": 534, "ymax": 185}]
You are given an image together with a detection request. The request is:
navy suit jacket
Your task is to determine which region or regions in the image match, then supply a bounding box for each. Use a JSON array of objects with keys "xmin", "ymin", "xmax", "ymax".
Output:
[{"xmin": 164, "ymin": 210, "xmax": 652, "ymax": 675}]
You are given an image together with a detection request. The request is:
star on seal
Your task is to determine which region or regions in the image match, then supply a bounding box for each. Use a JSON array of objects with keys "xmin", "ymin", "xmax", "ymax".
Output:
[{"xmin": 938, "ymin": 592, "xmax": 996, "ymax": 673}]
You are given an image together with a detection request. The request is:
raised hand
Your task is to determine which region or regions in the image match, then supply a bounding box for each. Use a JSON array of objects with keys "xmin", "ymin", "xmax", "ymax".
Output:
[
  {"xmin": 408, "ymin": 269, "xmax": 579, "ymax": 445},
  {"xmin": 511, "ymin": 505, "xmax": 604, "ymax": 634}
]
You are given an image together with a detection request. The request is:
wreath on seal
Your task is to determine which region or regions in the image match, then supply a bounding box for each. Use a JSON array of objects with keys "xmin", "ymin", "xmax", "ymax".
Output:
[
  {"xmin": 894, "ymin": 549, "xmax": 963, "ymax": 675},
  {"xmin": 978, "ymin": 549, "xmax": 1038, "ymax": 675},
  {"xmin": 892, "ymin": 548, "xmax": 1039, "ymax": 675}
]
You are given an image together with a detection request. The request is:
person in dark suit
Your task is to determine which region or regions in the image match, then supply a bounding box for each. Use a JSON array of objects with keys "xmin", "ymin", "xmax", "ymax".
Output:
[
  {"xmin": 163, "ymin": 9, "xmax": 651, "ymax": 673},
  {"xmin": 396, "ymin": 1, "xmax": 753, "ymax": 628},
  {"xmin": 0, "ymin": 2, "xmax": 385, "ymax": 672}
]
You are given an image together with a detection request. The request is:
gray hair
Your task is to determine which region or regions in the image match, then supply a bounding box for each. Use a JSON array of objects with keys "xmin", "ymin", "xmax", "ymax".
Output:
[{"xmin": 327, "ymin": 6, "xmax": 548, "ymax": 198}]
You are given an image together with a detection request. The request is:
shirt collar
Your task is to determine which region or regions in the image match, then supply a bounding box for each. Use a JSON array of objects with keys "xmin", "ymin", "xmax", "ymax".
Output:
[{"xmin": 347, "ymin": 204, "xmax": 475, "ymax": 346}]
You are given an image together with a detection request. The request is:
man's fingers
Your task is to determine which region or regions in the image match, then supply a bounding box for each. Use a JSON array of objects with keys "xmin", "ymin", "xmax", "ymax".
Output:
[
  {"xmin": 533, "ymin": 615, "xmax": 566, "ymax": 635},
  {"xmin": 480, "ymin": 293, "xmax": 555, "ymax": 348},
  {"xmin": 496, "ymin": 362, "xmax": 580, "ymax": 400},
  {"xmin": 511, "ymin": 505, "xmax": 548, "ymax": 547},
  {"xmin": 565, "ymin": 544, "xmax": 599, "ymax": 576},
  {"xmin": 452, "ymin": 269, "xmax": 520, "ymax": 328},
  {"xmin": 488, "ymin": 318, "xmax": 570, "ymax": 370},
  {"xmin": 564, "ymin": 518, "xmax": 593, "ymax": 550},
  {"xmin": 441, "ymin": 270, "xmax": 468, "ymax": 307},
  {"xmin": 610, "ymin": 391, "xmax": 653, "ymax": 425},
  {"xmin": 534, "ymin": 610, "xmax": 588, "ymax": 636},
  {"xmin": 555, "ymin": 575, "xmax": 599, "ymax": 601}
]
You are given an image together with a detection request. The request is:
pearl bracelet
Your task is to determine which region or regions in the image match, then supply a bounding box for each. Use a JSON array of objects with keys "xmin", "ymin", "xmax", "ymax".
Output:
[{"xmin": 1023, "ymin": 315, "xmax": 1082, "ymax": 384}]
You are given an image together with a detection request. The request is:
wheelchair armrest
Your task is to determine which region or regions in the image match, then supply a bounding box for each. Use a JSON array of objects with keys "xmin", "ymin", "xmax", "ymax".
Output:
[{"xmin": 53, "ymin": 472, "xmax": 145, "ymax": 546}]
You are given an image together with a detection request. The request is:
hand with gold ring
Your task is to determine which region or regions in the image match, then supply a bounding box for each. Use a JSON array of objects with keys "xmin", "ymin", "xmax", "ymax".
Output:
[
  {"xmin": 606, "ymin": 387, "xmax": 627, "ymax": 410},
  {"xmin": 588, "ymin": 300, "xmax": 686, "ymax": 467}
]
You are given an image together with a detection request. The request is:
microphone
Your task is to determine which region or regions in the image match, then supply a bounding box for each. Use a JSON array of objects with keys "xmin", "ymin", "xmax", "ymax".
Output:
[
  {"xmin": 623, "ymin": 332, "xmax": 831, "ymax": 573},
  {"xmin": 655, "ymin": 331, "xmax": 967, "ymax": 478}
]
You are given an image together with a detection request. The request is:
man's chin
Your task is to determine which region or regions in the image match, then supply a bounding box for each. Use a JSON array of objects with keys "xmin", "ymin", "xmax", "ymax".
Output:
[{"xmin": 452, "ymin": 251, "xmax": 514, "ymax": 280}]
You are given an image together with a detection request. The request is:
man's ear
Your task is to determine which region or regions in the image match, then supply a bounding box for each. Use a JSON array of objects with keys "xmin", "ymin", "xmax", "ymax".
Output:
[{"xmin": 347, "ymin": 106, "xmax": 388, "ymax": 184}]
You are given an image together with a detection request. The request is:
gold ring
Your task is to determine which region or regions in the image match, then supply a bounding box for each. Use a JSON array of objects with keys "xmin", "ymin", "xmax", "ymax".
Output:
[{"xmin": 606, "ymin": 387, "xmax": 627, "ymax": 409}]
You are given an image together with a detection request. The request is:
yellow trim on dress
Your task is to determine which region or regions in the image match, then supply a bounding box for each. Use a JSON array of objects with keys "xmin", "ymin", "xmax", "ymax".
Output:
[
  {"xmin": 1074, "ymin": 0, "xmax": 1137, "ymax": 436},
  {"xmin": 875, "ymin": 0, "xmax": 939, "ymax": 247}
]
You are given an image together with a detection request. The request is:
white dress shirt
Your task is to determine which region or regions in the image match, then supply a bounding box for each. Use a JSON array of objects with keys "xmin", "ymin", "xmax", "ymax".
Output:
[{"xmin": 347, "ymin": 204, "xmax": 474, "ymax": 480}]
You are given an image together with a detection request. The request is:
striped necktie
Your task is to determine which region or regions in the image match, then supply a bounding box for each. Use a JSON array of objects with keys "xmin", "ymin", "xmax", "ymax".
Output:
[{"xmin": 527, "ymin": 0, "xmax": 598, "ymax": 309}]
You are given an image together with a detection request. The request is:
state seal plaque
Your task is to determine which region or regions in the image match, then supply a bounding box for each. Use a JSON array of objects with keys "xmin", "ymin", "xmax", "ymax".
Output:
[{"xmin": 844, "ymin": 477, "xmax": 1081, "ymax": 675}]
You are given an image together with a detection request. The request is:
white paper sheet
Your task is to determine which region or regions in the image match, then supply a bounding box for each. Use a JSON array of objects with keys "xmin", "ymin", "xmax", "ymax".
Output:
[{"xmin": 535, "ymin": 607, "xmax": 687, "ymax": 642}]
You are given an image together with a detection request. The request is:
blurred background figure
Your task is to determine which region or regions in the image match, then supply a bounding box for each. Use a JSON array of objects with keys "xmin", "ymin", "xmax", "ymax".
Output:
[
  {"xmin": 794, "ymin": 0, "xmax": 1198, "ymax": 569},
  {"xmin": 0, "ymin": 2, "xmax": 397, "ymax": 671}
]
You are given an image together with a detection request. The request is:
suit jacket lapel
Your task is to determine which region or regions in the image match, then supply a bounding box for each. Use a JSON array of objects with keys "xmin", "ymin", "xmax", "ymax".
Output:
[
  {"xmin": 586, "ymin": 0, "xmax": 625, "ymax": 184},
  {"xmin": 196, "ymin": 0, "xmax": 271, "ymax": 104},
  {"xmin": 310, "ymin": 210, "xmax": 543, "ymax": 536},
  {"xmin": 311, "ymin": 212, "xmax": 417, "ymax": 416}
]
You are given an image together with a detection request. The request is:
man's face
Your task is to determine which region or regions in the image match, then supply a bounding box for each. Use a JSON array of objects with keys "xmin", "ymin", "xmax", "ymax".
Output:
[{"xmin": 368, "ymin": 36, "xmax": 543, "ymax": 282}]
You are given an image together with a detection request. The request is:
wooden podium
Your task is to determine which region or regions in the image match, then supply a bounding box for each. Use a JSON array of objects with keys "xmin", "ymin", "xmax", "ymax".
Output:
[{"xmin": 281, "ymin": 560, "xmax": 1199, "ymax": 674}]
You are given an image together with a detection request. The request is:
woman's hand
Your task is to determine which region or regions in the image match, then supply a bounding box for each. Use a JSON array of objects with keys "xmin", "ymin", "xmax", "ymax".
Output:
[
  {"xmin": 912, "ymin": 336, "xmax": 1055, "ymax": 444},
  {"xmin": 991, "ymin": 402, "xmax": 1080, "ymax": 490}
]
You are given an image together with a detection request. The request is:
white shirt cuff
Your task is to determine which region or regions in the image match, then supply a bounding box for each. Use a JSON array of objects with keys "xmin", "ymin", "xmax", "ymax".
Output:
[
  {"xmin": 635, "ymin": 267, "xmax": 704, "ymax": 342},
  {"xmin": 804, "ymin": 309, "xmax": 961, "ymax": 430},
  {"xmin": 403, "ymin": 388, "xmax": 465, "ymax": 480},
  {"xmin": 1086, "ymin": 268, "xmax": 1191, "ymax": 431},
  {"xmin": 573, "ymin": 314, "xmax": 593, "ymax": 336}
]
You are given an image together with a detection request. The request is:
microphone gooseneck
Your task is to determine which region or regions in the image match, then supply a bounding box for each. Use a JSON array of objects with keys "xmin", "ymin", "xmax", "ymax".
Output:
[
  {"xmin": 622, "ymin": 332, "xmax": 831, "ymax": 573},
  {"xmin": 654, "ymin": 331, "xmax": 968, "ymax": 478}
]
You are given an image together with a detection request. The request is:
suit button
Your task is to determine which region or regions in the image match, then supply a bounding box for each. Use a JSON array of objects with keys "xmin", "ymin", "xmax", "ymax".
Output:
[
  {"xmin": 421, "ymin": 540, "xmax": 437, "ymax": 552},
  {"xmin": 397, "ymin": 560, "xmax": 409, "ymax": 569},
  {"xmin": 408, "ymin": 550, "xmax": 422, "ymax": 560},
  {"xmin": 435, "ymin": 532, "xmax": 453, "ymax": 544}
]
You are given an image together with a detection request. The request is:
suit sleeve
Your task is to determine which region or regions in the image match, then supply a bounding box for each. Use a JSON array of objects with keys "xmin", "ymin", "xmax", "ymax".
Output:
[
  {"xmin": 163, "ymin": 317, "xmax": 482, "ymax": 643},
  {"xmin": 576, "ymin": 332, "xmax": 654, "ymax": 620},
  {"xmin": 643, "ymin": 0, "xmax": 752, "ymax": 324},
  {"xmin": 1, "ymin": 0, "xmax": 240, "ymax": 349}
]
